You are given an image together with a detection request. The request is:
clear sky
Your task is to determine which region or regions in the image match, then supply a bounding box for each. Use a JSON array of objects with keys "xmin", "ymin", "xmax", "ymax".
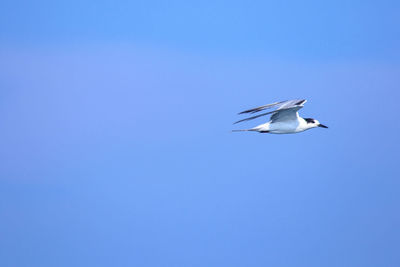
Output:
[{"xmin": 1, "ymin": 1, "xmax": 399, "ymax": 266}]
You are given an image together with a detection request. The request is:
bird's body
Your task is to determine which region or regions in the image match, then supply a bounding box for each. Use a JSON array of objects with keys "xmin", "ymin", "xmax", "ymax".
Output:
[{"xmin": 233, "ymin": 99, "xmax": 327, "ymax": 134}]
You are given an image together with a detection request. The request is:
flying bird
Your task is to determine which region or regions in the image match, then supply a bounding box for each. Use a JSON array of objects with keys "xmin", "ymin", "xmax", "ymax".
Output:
[{"xmin": 233, "ymin": 99, "xmax": 328, "ymax": 134}]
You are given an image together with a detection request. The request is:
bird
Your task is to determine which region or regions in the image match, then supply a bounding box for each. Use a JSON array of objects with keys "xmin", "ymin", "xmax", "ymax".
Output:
[{"xmin": 233, "ymin": 99, "xmax": 328, "ymax": 134}]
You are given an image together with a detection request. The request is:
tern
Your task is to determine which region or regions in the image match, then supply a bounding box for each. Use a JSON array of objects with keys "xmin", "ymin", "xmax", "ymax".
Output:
[{"xmin": 233, "ymin": 99, "xmax": 328, "ymax": 134}]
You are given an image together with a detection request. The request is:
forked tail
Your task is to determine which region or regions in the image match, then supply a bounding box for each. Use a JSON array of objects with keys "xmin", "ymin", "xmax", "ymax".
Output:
[
  {"xmin": 232, "ymin": 129, "xmax": 270, "ymax": 133},
  {"xmin": 232, "ymin": 129, "xmax": 256, "ymax": 132}
]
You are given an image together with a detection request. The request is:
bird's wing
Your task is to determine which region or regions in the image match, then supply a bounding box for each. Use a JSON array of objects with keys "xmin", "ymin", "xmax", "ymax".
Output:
[
  {"xmin": 238, "ymin": 99, "xmax": 306, "ymax": 114},
  {"xmin": 234, "ymin": 99, "xmax": 306, "ymax": 124},
  {"xmin": 270, "ymin": 106, "xmax": 303, "ymax": 122}
]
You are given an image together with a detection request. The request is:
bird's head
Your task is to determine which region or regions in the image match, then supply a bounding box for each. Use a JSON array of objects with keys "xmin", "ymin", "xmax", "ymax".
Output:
[{"xmin": 304, "ymin": 118, "xmax": 328, "ymax": 129}]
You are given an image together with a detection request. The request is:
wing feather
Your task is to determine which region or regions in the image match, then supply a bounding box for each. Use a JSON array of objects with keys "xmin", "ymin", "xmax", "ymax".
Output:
[
  {"xmin": 238, "ymin": 100, "xmax": 287, "ymax": 114},
  {"xmin": 234, "ymin": 110, "xmax": 277, "ymax": 124},
  {"xmin": 270, "ymin": 106, "xmax": 303, "ymax": 122},
  {"xmin": 234, "ymin": 99, "xmax": 307, "ymax": 124}
]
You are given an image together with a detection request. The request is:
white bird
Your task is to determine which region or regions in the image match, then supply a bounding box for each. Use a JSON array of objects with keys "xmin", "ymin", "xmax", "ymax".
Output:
[{"xmin": 233, "ymin": 99, "xmax": 328, "ymax": 134}]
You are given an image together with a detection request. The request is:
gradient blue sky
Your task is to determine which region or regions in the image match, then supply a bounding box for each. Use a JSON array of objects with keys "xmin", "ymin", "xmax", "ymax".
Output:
[{"xmin": 1, "ymin": 1, "xmax": 400, "ymax": 266}]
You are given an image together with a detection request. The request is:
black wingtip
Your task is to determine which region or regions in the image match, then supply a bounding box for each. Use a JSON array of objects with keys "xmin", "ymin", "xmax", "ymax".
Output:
[
  {"xmin": 238, "ymin": 110, "xmax": 252, "ymax": 115},
  {"xmin": 233, "ymin": 120, "xmax": 244, "ymax": 124},
  {"xmin": 296, "ymin": 99, "xmax": 306, "ymax": 105}
]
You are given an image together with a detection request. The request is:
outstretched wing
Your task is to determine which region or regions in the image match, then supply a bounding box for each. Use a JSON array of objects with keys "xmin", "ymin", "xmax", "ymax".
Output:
[
  {"xmin": 234, "ymin": 99, "xmax": 306, "ymax": 124},
  {"xmin": 270, "ymin": 106, "xmax": 303, "ymax": 122}
]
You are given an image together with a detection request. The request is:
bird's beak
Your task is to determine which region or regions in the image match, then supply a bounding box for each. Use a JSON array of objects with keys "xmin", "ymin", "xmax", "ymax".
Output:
[{"xmin": 318, "ymin": 124, "xmax": 328, "ymax": 128}]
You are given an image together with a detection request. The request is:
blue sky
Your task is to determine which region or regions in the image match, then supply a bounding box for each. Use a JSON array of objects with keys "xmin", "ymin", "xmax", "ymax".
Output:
[{"xmin": 1, "ymin": 1, "xmax": 400, "ymax": 266}]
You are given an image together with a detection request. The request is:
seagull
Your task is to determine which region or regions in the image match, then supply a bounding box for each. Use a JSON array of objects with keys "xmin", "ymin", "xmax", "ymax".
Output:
[{"xmin": 233, "ymin": 99, "xmax": 328, "ymax": 134}]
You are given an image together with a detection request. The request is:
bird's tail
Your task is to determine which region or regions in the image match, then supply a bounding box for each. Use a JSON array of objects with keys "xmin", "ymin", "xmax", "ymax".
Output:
[{"xmin": 232, "ymin": 129, "xmax": 256, "ymax": 132}]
